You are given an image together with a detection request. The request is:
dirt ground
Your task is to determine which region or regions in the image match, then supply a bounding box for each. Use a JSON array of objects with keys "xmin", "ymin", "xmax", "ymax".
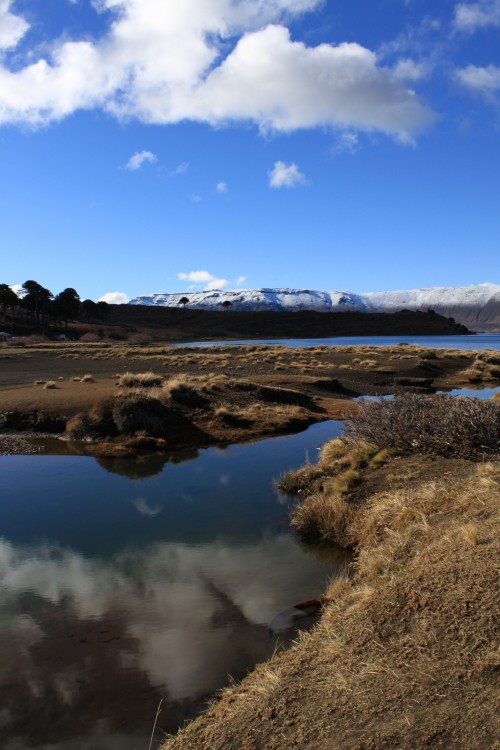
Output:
[{"xmin": 1, "ymin": 341, "xmax": 495, "ymax": 456}]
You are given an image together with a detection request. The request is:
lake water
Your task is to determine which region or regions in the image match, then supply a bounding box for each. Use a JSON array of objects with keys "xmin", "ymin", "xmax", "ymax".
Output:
[
  {"xmin": 176, "ymin": 333, "xmax": 500, "ymax": 350},
  {"xmin": 0, "ymin": 420, "xmax": 347, "ymax": 750}
]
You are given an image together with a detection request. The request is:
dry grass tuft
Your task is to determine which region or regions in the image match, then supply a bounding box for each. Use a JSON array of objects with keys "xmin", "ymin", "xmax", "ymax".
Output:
[
  {"xmin": 117, "ymin": 371, "xmax": 164, "ymax": 388},
  {"xmin": 330, "ymin": 468, "xmax": 360, "ymax": 494},
  {"xmin": 43, "ymin": 380, "xmax": 57, "ymax": 389},
  {"xmin": 80, "ymin": 374, "xmax": 94, "ymax": 383},
  {"xmin": 290, "ymin": 491, "xmax": 356, "ymax": 545},
  {"xmin": 319, "ymin": 438, "xmax": 348, "ymax": 466},
  {"xmin": 458, "ymin": 522, "xmax": 479, "ymax": 546}
]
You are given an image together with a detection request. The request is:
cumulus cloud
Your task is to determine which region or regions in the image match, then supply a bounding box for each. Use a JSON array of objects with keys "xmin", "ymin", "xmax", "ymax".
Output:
[
  {"xmin": 268, "ymin": 160, "xmax": 306, "ymax": 188},
  {"xmin": 454, "ymin": 0, "xmax": 500, "ymax": 31},
  {"xmin": 0, "ymin": 0, "xmax": 29, "ymax": 51},
  {"xmin": 0, "ymin": 0, "xmax": 434, "ymax": 140},
  {"xmin": 216, "ymin": 181, "xmax": 228, "ymax": 193},
  {"xmin": 235, "ymin": 276, "xmax": 247, "ymax": 286},
  {"xmin": 98, "ymin": 291, "xmax": 129, "ymax": 304},
  {"xmin": 178, "ymin": 270, "xmax": 229, "ymax": 290},
  {"xmin": 125, "ymin": 150, "xmax": 157, "ymax": 170}
]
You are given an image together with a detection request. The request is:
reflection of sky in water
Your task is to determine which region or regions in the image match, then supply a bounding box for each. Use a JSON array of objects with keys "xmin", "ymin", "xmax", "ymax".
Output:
[
  {"xmin": 0, "ymin": 421, "xmax": 348, "ymax": 748},
  {"xmin": 441, "ymin": 385, "xmax": 500, "ymax": 399}
]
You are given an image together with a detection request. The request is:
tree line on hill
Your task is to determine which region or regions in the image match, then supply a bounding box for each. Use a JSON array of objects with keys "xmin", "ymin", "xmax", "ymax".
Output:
[{"xmin": 0, "ymin": 280, "xmax": 110, "ymax": 330}]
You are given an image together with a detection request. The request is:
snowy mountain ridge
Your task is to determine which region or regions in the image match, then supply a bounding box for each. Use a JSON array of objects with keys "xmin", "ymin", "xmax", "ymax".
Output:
[{"xmin": 129, "ymin": 283, "xmax": 500, "ymax": 331}]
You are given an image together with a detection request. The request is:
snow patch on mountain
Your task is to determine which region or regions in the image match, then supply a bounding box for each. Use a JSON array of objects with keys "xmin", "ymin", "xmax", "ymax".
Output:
[{"xmin": 129, "ymin": 284, "xmax": 500, "ymax": 330}]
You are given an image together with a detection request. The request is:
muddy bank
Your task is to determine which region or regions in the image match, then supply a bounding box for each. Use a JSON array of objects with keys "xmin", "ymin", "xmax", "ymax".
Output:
[{"xmin": 1, "ymin": 342, "xmax": 499, "ymax": 456}]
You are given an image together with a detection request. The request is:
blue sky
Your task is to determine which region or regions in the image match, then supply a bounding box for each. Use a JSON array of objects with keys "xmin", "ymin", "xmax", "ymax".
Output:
[{"xmin": 0, "ymin": 0, "xmax": 499, "ymax": 303}]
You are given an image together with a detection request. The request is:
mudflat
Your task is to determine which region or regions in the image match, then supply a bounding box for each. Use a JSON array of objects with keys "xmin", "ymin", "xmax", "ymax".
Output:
[{"xmin": 0, "ymin": 340, "xmax": 497, "ymax": 455}]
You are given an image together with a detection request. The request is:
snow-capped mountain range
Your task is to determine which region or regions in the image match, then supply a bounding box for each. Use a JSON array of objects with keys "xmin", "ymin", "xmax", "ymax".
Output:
[{"xmin": 129, "ymin": 283, "xmax": 500, "ymax": 332}]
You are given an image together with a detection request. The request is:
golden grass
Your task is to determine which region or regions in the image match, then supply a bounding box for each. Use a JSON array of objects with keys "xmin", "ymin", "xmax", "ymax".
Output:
[
  {"xmin": 318, "ymin": 438, "xmax": 348, "ymax": 466},
  {"xmin": 290, "ymin": 491, "xmax": 356, "ymax": 544},
  {"xmin": 117, "ymin": 371, "xmax": 164, "ymax": 388},
  {"xmin": 330, "ymin": 468, "xmax": 360, "ymax": 494}
]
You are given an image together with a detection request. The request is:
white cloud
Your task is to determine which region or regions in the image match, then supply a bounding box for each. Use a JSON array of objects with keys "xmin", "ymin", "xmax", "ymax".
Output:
[
  {"xmin": 392, "ymin": 58, "xmax": 429, "ymax": 82},
  {"xmin": 235, "ymin": 276, "xmax": 247, "ymax": 286},
  {"xmin": 125, "ymin": 150, "xmax": 157, "ymax": 170},
  {"xmin": 331, "ymin": 131, "xmax": 359, "ymax": 155},
  {"xmin": 0, "ymin": 0, "xmax": 29, "ymax": 51},
  {"xmin": 191, "ymin": 194, "xmax": 202, "ymax": 203},
  {"xmin": 457, "ymin": 64, "xmax": 500, "ymax": 93},
  {"xmin": 454, "ymin": 0, "xmax": 500, "ymax": 30},
  {"xmin": 98, "ymin": 291, "xmax": 129, "ymax": 304},
  {"xmin": 0, "ymin": 1, "xmax": 435, "ymax": 141},
  {"xmin": 132, "ymin": 498, "xmax": 161, "ymax": 518},
  {"xmin": 169, "ymin": 162, "xmax": 189, "ymax": 176},
  {"xmin": 178, "ymin": 270, "xmax": 229, "ymax": 290},
  {"xmin": 268, "ymin": 160, "xmax": 306, "ymax": 188},
  {"xmin": 216, "ymin": 181, "xmax": 228, "ymax": 193}
]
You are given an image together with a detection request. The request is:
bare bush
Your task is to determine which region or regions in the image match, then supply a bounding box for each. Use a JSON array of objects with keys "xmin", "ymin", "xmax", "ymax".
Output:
[{"xmin": 345, "ymin": 394, "xmax": 500, "ymax": 458}]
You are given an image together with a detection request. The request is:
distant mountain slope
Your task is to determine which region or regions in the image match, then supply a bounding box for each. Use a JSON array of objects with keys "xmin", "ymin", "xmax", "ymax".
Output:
[{"xmin": 129, "ymin": 283, "xmax": 500, "ymax": 332}]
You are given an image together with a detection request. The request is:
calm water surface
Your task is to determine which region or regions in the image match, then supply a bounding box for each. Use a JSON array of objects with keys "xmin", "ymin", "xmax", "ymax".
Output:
[
  {"xmin": 177, "ymin": 333, "xmax": 500, "ymax": 350},
  {"xmin": 0, "ymin": 421, "xmax": 347, "ymax": 749}
]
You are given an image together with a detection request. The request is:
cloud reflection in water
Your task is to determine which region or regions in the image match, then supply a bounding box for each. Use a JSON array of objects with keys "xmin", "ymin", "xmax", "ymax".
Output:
[{"xmin": 0, "ymin": 534, "xmax": 348, "ymax": 748}]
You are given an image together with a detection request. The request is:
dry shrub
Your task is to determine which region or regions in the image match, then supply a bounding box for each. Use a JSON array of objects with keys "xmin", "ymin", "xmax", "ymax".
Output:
[
  {"xmin": 345, "ymin": 393, "xmax": 500, "ymax": 458},
  {"xmin": 44, "ymin": 381, "xmax": 57, "ymax": 389},
  {"xmin": 81, "ymin": 374, "xmax": 94, "ymax": 383},
  {"xmin": 117, "ymin": 371, "xmax": 164, "ymax": 388}
]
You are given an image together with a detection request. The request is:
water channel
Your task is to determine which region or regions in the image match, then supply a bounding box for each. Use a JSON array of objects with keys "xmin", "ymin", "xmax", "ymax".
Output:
[
  {"xmin": 175, "ymin": 333, "xmax": 500, "ymax": 350},
  {"xmin": 0, "ymin": 420, "xmax": 348, "ymax": 749}
]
